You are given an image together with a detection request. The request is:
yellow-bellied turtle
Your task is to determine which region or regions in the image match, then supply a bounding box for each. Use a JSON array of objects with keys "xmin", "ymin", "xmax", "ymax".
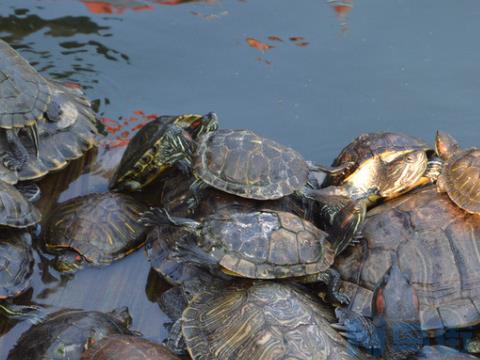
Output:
[
  {"xmin": 81, "ymin": 334, "xmax": 180, "ymax": 360},
  {"xmin": 0, "ymin": 38, "xmax": 97, "ymax": 177},
  {"xmin": 141, "ymin": 203, "xmax": 366, "ymax": 304},
  {"xmin": 319, "ymin": 132, "xmax": 433, "ymax": 203},
  {"xmin": 333, "ymin": 186, "xmax": 480, "ymax": 354},
  {"xmin": 44, "ymin": 192, "xmax": 148, "ymax": 272},
  {"xmin": 180, "ymin": 281, "xmax": 365, "ymax": 360},
  {"xmin": 434, "ymin": 131, "xmax": 480, "ymax": 214},
  {"xmin": 109, "ymin": 113, "xmax": 218, "ymax": 191},
  {"xmin": 161, "ymin": 128, "xmax": 352, "ymax": 203},
  {"xmin": 8, "ymin": 307, "xmax": 134, "ymax": 360}
]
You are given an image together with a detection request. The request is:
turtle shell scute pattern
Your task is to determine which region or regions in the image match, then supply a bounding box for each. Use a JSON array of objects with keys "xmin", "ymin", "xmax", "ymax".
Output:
[
  {"xmin": 82, "ymin": 335, "xmax": 180, "ymax": 360},
  {"xmin": 0, "ymin": 181, "xmax": 40, "ymax": 228},
  {"xmin": 0, "ymin": 39, "xmax": 51, "ymax": 128},
  {"xmin": 203, "ymin": 210, "xmax": 333, "ymax": 279},
  {"xmin": 443, "ymin": 148, "xmax": 480, "ymax": 214},
  {"xmin": 328, "ymin": 132, "xmax": 430, "ymax": 186},
  {"xmin": 336, "ymin": 186, "xmax": 480, "ymax": 332},
  {"xmin": 45, "ymin": 193, "xmax": 148, "ymax": 265},
  {"xmin": 194, "ymin": 129, "xmax": 308, "ymax": 200},
  {"xmin": 182, "ymin": 282, "xmax": 364, "ymax": 360},
  {"xmin": 0, "ymin": 231, "xmax": 34, "ymax": 299}
]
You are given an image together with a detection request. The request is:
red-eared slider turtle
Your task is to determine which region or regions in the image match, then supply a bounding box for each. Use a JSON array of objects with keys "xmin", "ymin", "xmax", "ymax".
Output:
[
  {"xmin": 141, "ymin": 203, "xmax": 365, "ymax": 304},
  {"xmin": 434, "ymin": 131, "xmax": 480, "ymax": 214},
  {"xmin": 109, "ymin": 113, "xmax": 218, "ymax": 191},
  {"xmin": 81, "ymin": 335, "xmax": 180, "ymax": 360},
  {"xmin": 0, "ymin": 181, "xmax": 40, "ymax": 228},
  {"xmin": 180, "ymin": 281, "xmax": 366, "ymax": 360},
  {"xmin": 44, "ymin": 192, "xmax": 148, "ymax": 272},
  {"xmin": 0, "ymin": 39, "xmax": 97, "ymax": 176},
  {"xmin": 318, "ymin": 132, "xmax": 433, "ymax": 203},
  {"xmin": 162, "ymin": 128, "xmax": 353, "ymax": 203},
  {"xmin": 8, "ymin": 307, "xmax": 134, "ymax": 360},
  {"xmin": 332, "ymin": 186, "xmax": 480, "ymax": 353}
]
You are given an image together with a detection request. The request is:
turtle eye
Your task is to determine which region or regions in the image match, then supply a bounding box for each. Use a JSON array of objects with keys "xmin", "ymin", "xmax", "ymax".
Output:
[{"xmin": 74, "ymin": 255, "xmax": 82, "ymax": 262}]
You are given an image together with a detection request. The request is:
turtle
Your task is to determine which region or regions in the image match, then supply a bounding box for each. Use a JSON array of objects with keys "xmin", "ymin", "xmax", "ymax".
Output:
[
  {"xmin": 81, "ymin": 334, "xmax": 180, "ymax": 360},
  {"xmin": 434, "ymin": 130, "xmax": 480, "ymax": 214},
  {"xmin": 317, "ymin": 132, "xmax": 434, "ymax": 204},
  {"xmin": 158, "ymin": 128, "xmax": 353, "ymax": 203},
  {"xmin": 0, "ymin": 38, "xmax": 97, "ymax": 180},
  {"xmin": 109, "ymin": 112, "xmax": 218, "ymax": 192},
  {"xmin": 178, "ymin": 281, "xmax": 366, "ymax": 360},
  {"xmin": 141, "ymin": 203, "xmax": 366, "ymax": 304},
  {"xmin": 44, "ymin": 192, "xmax": 148, "ymax": 272},
  {"xmin": 0, "ymin": 181, "xmax": 40, "ymax": 228},
  {"xmin": 417, "ymin": 346, "xmax": 479, "ymax": 360},
  {"xmin": 8, "ymin": 307, "xmax": 134, "ymax": 360},
  {"xmin": 331, "ymin": 186, "xmax": 480, "ymax": 354}
]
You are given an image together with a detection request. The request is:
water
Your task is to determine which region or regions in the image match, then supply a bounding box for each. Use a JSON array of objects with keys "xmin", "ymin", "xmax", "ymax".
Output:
[{"xmin": 0, "ymin": 0, "xmax": 479, "ymax": 357}]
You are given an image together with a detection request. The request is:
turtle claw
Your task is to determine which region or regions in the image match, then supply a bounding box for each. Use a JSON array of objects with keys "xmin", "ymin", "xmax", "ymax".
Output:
[
  {"xmin": 334, "ymin": 307, "xmax": 381, "ymax": 351},
  {"xmin": 331, "ymin": 292, "xmax": 350, "ymax": 306}
]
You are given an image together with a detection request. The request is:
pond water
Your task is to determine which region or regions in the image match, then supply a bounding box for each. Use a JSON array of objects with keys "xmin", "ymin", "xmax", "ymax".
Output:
[{"xmin": 0, "ymin": 0, "xmax": 479, "ymax": 357}]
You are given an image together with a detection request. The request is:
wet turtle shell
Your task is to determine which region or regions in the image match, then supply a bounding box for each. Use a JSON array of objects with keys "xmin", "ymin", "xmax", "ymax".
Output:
[
  {"xmin": 324, "ymin": 132, "xmax": 431, "ymax": 198},
  {"xmin": 0, "ymin": 231, "xmax": 34, "ymax": 299},
  {"xmin": 438, "ymin": 148, "xmax": 480, "ymax": 214},
  {"xmin": 182, "ymin": 281, "xmax": 364, "ymax": 360},
  {"xmin": 8, "ymin": 307, "xmax": 133, "ymax": 360},
  {"xmin": 0, "ymin": 181, "xmax": 40, "ymax": 228},
  {"xmin": 0, "ymin": 40, "xmax": 97, "ymax": 183},
  {"xmin": 110, "ymin": 113, "xmax": 217, "ymax": 191},
  {"xmin": 176, "ymin": 208, "xmax": 334, "ymax": 279},
  {"xmin": 193, "ymin": 129, "xmax": 309, "ymax": 200},
  {"xmin": 337, "ymin": 186, "xmax": 480, "ymax": 333},
  {"xmin": 44, "ymin": 192, "xmax": 148, "ymax": 267},
  {"xmin": 82, "ymin": 335, "xmax": 180, "ymax": 360}
]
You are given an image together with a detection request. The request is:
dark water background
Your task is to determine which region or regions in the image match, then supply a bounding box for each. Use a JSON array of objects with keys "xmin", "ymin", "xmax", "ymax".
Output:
[{"xmin": 0, "ymin": 0, "xmax": 479, "ymax": 357}]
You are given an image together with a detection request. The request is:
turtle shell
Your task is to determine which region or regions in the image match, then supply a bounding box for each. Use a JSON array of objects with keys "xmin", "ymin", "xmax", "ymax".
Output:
[
  {"xmin": 44, "ymin": 192, "xmax": 148, "ymax": 266},
  {"xmin": 0, "ymin": 231, "xmax": 34, "ymax": 299},
  {"xmin": 194, "ymin": 129, "xmax": 308, "ymax": 200},
  {"xmin": 0, "ymin": 40, "xmax": 97, "ymax": 183},
  {"xmin": 417, "ymin": 346, "xmax": 478, "ymax": 360},
  {"xmin": 336, "ymin": 186, "xmax": 480, "ymax": 333},
  {"xmin": 182, "ymin": 281, "xmax": 364, "ymax": 360},
  {"xmin": 110, "ymin": 114, "xmax": 212, "ymax": 191},
  {"xmin": 440, "ymin": 148, "xmax": 480, "ymax": 214},
  {"xmin": 197, "ymin": 209, "xmax": 334, "ymax": 279},
  {"xmin": 325, "ymin": 132, "xmax": 430, "ymax": 186},
  {"xmin": 82, "ymin": 335, "xmax": 180, "ymax": 360},
  {"xmin": 8, "ymin": 307, "xmax": 133, "ymax": 360},
  {"xmin": 0, "ymin": 181, "xmax": 40, "ymax": 228}
]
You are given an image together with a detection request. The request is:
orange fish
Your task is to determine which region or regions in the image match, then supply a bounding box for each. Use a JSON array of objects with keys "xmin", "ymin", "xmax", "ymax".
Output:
[{"xmin": 246, "ymin": 37, "xmax": 274, "ymax": 52}]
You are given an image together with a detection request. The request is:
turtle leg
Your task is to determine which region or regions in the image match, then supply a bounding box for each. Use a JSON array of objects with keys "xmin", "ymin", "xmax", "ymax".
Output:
[
  {"xmin": 162, "ymin": 125, "xmax": 194, "ymax": 175},
  {"xmin": 316, "ymin": 268, "xmax": 350, "ymax": 305},
  {"xmin": 166, "ymin": 319, "xmax": 187, "ymax": 355},
  {"xmin": 333, "ymin": 307, "xmax": 382, "ymax": 354},
  {"xmin": 139, "ymin": 207, "xmax": 201, "ymax": 230},
  {"xmin": 15, "ymin": 182, "xmax": 41, "ymax": 202},
  {"xmin": 1, "ymin": 129, "xmax": 29, "ymax": 171},
  {"xmin": 0, "ymin": 302, "xmax": 46, "ymax": 324},
  {"xmin": 187, "ymin": 178, "xmax": 209, "ymax": 209}
]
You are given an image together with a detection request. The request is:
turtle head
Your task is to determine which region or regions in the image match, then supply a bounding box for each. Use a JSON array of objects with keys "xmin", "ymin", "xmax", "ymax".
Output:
[
  {"xmin": 188, "ymin": 112, "xmax": 219, "ymax": 138},
  {"xmin": 380, "ymin": 149, "xmax": 428, "ymax": 198},
  {"xmin": 372, "ymin": 256, "xmax": 422, "ymax": 358},
  {"xmin": 435, "ymin": 130, "xmax": 460, "ymax": 161},
  {"xmin": 110, "ymin": 306, "xmax": 133, "ymax": 328},
  {"xmin": 53, "ymin": 252, "xmax": 85, "ymax": 273}
]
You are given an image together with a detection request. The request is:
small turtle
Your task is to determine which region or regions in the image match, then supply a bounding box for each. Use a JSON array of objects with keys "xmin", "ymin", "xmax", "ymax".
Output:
[
  {"xmin": 180, "ymin": 281, "xmax": 365, "ymax": 360},
  {"xmin": 109, "ymin": 113, "xmax": 218, "ymax": 191},
  {"xmin": 141, "ymin": 203, "xmax": 365, "ymax": 304},
  {"xmin": 434, "ymin": 130, "xmax": 480, "ymax": 214},
  {"xmin": 333, "ymin": 186, "xmax": 480, "ymax": 352},
  {"xmin": 319, "ymin": 132, "xmax": 433, "ymax": 202},
  {"xmin": 0, "ymin": 181, "xmax": 40, "ymax": 228},
  {"xmin": 8, "ymin": 307, "xmax": 134, "ymax": 360},
  {"xmin": 81, "ymin": 334, "xmax": 180, "ymax": 360},
  {"xmin": 160, "ymin": 128, "xmax": 352, "ymax": 203},
  {"xmin": 44, "ymin": 192, "xmax": 148, "ymax": 272},
  {"xmin": 0, "ymin": 39, "xmax": 97, "ymax": 176}
]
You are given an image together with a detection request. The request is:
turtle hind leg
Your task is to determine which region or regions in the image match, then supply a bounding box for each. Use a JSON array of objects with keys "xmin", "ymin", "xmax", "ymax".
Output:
[
  {"xmin": 166, "ymin": 319, "xmax": 187, "ymax": 355},
  {"xmin": 313, "ymin": 268, "xmax": 350, "ymax": 305},
  {"xmin": 187, "ymin": 178, "xmax": 209, "ymax": 209},
  {"xmin": 15, "ymin": 182, "xmax": 41, "ymax": 202},
  {"xmin": 1, "ymin": 129, "xmax": 29, "ymax": 171}
]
